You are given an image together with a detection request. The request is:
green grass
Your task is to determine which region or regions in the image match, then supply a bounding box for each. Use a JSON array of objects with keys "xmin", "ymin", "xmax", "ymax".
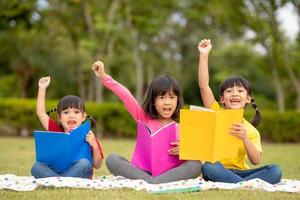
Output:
[{"xmin": 0, "ymin": 137, "xmax": 300, "ymax": 199}]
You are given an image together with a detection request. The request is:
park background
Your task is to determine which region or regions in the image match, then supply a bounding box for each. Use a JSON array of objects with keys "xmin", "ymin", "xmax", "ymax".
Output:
[{"xmin": 1, "ymin": 0, "xmax": 300, "ymax": 199}]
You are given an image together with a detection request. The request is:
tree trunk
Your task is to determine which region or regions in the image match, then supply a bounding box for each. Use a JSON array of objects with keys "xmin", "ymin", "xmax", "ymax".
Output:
[
  {"xmin": 281, "ymin": 44, "xmax": 300, "ymax": 111},
  {"xmin": 126, "ymin": 7, "xmax": 143, "ymax": 103},
  {"xmin": 132, "ymin": 30, "xmax": 143, "ymax": 103},
  {"xmin": 83, "ymin": 0, "xmax": 120, "ymax": 103},
  {"xmin": 18, "ymin": 63, "xmax": 35, "ymax": 98},
  {"xmin": 264, "ymin": 43, "xmax": 285, "ymax": 112},
  {"xmin": 147, "ymin": 64, "xmax": 154, "ymax": 90},
  {"xmin": 72, "ymin": 38, "xmax": 86, "ymax": 99}
]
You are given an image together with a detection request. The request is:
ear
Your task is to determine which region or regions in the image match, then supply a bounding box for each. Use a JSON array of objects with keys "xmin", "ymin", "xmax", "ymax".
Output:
[
  {"xmin": 83, "ymin": 112, "xmax": 87, "ymax": 120},
  {"xmin": 57, "ymin": 113, "xmax": 61, "ymax": 121},
  {"xmin": 220, "ymin": 96, "xmax": 225, "ymax": 104},
  {"xmin": 246, "ymin": 95, "xmax": 251, "ymax": 104}
]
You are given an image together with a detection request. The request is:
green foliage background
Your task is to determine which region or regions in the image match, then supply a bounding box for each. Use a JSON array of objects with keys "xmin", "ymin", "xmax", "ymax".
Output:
[
  {"xmin": 0, "ymin": 99, "xmax": 299, "ymax": 142},
  {"xmin": 1, "ymin": 0, "xmax": 300, "ymax": 141}
]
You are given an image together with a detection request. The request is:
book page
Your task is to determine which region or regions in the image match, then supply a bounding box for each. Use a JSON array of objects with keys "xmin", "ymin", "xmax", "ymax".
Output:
[
  {"xmin": 189, "ymin": 105, "xmax": 214, "ymax": 112},
  {"xmin": 151, "ymin": 121, "xmax": 176, "ymax": 137},
  {"xmin": 213, "ymin": 109, "xmax": 243, "ymax": 161},
  {"xmin": 179, "ymin": 109, "xmax": 215, "ymax": 161}
]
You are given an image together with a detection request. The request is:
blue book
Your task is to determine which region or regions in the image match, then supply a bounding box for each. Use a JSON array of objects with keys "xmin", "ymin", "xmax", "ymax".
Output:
[{"xmin": 34, "ymin": 121, "xmax": 92, "ymax": 173}]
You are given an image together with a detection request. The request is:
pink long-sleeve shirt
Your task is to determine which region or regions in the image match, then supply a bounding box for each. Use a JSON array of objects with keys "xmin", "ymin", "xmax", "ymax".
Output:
[{"xmin": 102, "ymin": 75, "xmax": 179, "ymax": 138}]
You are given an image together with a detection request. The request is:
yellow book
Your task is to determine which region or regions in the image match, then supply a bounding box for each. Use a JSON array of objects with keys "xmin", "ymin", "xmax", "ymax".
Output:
[{"xmin": 179, "ymin": 105, "xmax": 244, "ymax": 162}]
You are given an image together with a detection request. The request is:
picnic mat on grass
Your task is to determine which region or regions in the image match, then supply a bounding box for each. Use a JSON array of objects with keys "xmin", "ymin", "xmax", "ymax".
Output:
[{"xmin": 0, "ymin": 174, "xmax": 299, "ymax": 193}]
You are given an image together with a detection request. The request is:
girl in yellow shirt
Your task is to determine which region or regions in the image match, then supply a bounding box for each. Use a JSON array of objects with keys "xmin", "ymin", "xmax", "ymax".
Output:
[{"xmin": 197, "ymin": 39, "xmax": 282, "ymax": 184}]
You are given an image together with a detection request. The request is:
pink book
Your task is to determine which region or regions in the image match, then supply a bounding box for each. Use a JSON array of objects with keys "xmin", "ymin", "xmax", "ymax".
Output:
[{"xmin": 131, "ymin": 121, "xmax": 184, "ymax": 176}]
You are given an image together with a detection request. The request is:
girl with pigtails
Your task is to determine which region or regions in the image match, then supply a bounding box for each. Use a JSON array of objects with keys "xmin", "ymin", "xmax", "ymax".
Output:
[
  {"xmin": 198, "ymin": 39, "xmax": 282, "ymax": 184},
  {"xmin": 31, "ymin": 76, "xmax": 104, "ymax": 179}
]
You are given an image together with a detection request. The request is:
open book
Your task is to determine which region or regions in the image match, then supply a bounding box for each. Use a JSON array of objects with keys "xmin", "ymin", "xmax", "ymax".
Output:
[
  {"xmin": 131, "ymin": 121, "xmax": 184, "ymax": 176},
  {"xmin": 34, "ymin": 121, "xmax": 92, "ymax": 173},
  {"xmin": 179, "ymin": 105, "xmax": 244, "ymax": 162}
]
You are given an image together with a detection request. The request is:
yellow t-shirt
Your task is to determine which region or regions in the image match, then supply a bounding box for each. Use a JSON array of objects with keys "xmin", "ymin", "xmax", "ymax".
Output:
[{"xmin": 211, "ymin": 102, "xmax": 263, "ymax": 170}]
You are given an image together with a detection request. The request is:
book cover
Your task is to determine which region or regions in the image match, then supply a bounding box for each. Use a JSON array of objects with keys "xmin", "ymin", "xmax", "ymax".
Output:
[
  {"xmin": 34, "ymin": 121, "xmax": 92, "ymax": 173},
  {"xmin": 131, "ymin": 121, "xmax": 184, "ymax": 176},
  {"xmin": 179, "ymin": 105, "xmax": 244, "ymax": 162}
]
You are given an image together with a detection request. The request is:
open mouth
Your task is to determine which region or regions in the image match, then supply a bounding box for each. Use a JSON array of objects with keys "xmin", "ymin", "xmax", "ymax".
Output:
[
  {"xmin": 162, "ymin": 107, "xmax": 172, "ymax": 115},
  {"xmin": 67, "ymin": 120, "xmax": 77, "ymax": 127},
  {"xmin": 230, "ymin": 99, "xmax": 240, "ymax": 104}
]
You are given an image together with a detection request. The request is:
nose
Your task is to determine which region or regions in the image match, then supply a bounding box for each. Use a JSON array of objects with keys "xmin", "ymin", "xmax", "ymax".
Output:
[
  {"xmin": 68, "ymin": 112, "xmax": 75, "ymax": 118},
  {"xmin": 164, "ymin": 98, "xmax": 171, "ymax": 104},
  {"xmin": 232, "ymin": 89, "xmax": 238, "ymax": 96}
]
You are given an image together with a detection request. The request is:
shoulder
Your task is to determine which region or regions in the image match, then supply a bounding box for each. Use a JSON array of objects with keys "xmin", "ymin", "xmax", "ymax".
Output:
[
  {"xmin": 48, "ymin": 118, "xmax": 64, "ymax": 132},
  {"xmin": 210, "ymin": 101, "xmax": 221, "ymax": 111}
]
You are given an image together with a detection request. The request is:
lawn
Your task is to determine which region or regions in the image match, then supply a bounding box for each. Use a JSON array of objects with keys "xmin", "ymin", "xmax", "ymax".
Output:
[{"xmin": 0, "ymin": 137, "xmax": 299, "ymax": 199}]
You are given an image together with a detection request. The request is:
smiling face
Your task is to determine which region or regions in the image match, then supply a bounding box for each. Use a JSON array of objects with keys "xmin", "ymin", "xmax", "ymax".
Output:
[
  {"xmin": 142, "ymin": 75, "xmax": 183, "ymax": 122},
  {"xmin": 220, "ymin": 85, "xmax": 251, "ymax": 109},
  {"xmin": 58, "ymin": 107, "xmax": 86, "ymax": 132},
  {"xmin": 154, "ymin": 91, "xmax": 178, "ymax": 122}
]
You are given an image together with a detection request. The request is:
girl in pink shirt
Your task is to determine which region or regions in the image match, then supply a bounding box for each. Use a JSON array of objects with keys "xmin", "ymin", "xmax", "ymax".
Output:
[{"xmin": 92, "ymin": 61, "xmax": 202, "ymax": 183}]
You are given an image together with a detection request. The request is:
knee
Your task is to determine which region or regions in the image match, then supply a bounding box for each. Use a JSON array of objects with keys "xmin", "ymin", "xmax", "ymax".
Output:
[
  {"xmin": 105, "ymin": 153, "xmax": 119, "ymax": 169},
  {"xmin": 268, "ymin": 164, "xmax": 282, "ymax": 184},
  {"xmin": 188, "ymin": 160, "xmax": 203, "ymax": 176},
  {"xmin": 31, "ymin": 162, "xmax": 44, "ymax": 177},
  {"xmin": 105, "ymin": 153, "xmax": 121, "ymax": 172},
  {"xmin": 202, "ymin": 162, "xmax": 217, "ymax": 173},
  {"xmin": 77, "ymin": 158, "xmax": 92, "ymax": 170},
  {"xmin": 202, "ymin": 161, "xmax": 223, "ymax": 176}
]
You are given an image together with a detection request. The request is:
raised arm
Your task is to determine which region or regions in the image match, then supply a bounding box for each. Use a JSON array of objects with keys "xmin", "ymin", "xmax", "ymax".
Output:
[
  {"xmin": 92, "ymin": 60, "xmax": 108, "ymax": 80},
  {"xmin": 198, "ymin": 39, "xmax": 216, "ymax": 108},
  {"xmin": 36, "ymin": 76, "xmax": 50, "ymax": 130},
  {"xmin": 92, "ymin": 61, "xmax": 145, "ymax": 121}
]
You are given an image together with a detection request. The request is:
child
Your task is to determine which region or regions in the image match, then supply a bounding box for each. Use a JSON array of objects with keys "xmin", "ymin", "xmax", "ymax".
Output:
[
  {"xmin": 197, "ymin": 39, "xmax": 282, "ymax": 184},
  {"xmin": 31, "ymin": 76, "xmax": 104, "ymax": 179},
  {"xmin": 92, "ymin": 61, "xmax": 202, "ymax": 184}
]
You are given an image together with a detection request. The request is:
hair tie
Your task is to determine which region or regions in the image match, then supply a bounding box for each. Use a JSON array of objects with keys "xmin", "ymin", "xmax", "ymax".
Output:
[{"xmin": 47, "ymin": 108, "xmax": 57, "ymax": 115}]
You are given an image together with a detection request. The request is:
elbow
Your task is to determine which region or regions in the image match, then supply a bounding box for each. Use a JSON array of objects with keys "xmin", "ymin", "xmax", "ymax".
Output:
[
  {"xmin": 199, "ymin": 85, "xmax": 209, "ymax": 93},
  {"xmin": 251, "ymin": 159, "xmax": 260, "ymax": 165},
  {"xmin": 36, "ymin": 112, "xmax": 43, "ymax": 120},
  {"xmin": 93, "ymin": 160, "xmax": 102, "ymax": 169},
  {"xmin": 250, "ymin": 154, "xmax": 262, "ymax": 165}
]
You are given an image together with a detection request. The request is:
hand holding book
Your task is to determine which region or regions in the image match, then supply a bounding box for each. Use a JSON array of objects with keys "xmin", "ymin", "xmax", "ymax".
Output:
[{"xmin": 168, "ymin": 141, "xmax": 180, "ymax": 156}]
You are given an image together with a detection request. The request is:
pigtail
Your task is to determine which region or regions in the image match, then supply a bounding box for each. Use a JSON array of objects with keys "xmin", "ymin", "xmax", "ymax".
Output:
[
  {"xmin": 250, "ymin": 98, "xmax": 262, "ymax": 127},
  {"xmin": 46, "ymin": 108, "xmax": 57, "ymax": 115},
  {"xmin": 86, "ymin": 115, "xmax": 96, "ymax": 129}
]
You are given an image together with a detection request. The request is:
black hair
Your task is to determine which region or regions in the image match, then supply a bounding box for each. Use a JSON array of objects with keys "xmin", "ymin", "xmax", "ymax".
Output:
[
  {"xmin": 219, "ymin": 76, "xmax": 262, "ymax": 127},
  {"xmin": 47, "ymin": 95, "xmax": 96, "ymax": 128},
  {"xmin": 142, "ymin": 74, "xmax": 183, "ymax": 120}
]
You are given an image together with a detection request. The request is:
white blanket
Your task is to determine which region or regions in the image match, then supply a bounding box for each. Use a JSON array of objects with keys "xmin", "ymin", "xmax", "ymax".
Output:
[{"xmin": 0, "ymin": 174, "xmax": 299, "ymax": 193}]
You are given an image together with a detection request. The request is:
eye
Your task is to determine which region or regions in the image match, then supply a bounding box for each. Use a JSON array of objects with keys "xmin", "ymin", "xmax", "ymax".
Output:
[
  {"xmin": 62, "ymin": 110, "xmax": 69, "ymax": 115},
  {"xmin": 74, "ymin": 110, "xmax": 81, "ymax": 114}
]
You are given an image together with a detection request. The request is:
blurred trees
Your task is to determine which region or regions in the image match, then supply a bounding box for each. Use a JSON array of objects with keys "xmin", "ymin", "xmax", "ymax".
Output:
[{"xmin": 0, "ymin": 0, "xmax": 299, "ymax": 112}]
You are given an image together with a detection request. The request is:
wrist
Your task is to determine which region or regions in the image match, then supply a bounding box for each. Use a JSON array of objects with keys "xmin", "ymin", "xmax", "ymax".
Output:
[
  {"xmin": 199, "ymin": 53, "xmax": 210, "ymax": 57},
  {"xmin": 90, "ymin": 140, "xmax": 98, "ymax": 148},
  {"xmin": 242, "ymin": 136, "xmax": 250, "ymax": 143},
  {"xmin": 39, "ymin": 87, "xmax": 47, "ymax": 91},
  {"xmin": 99, "ymin": 73, "xmax": 108, "ymax": 80}
]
